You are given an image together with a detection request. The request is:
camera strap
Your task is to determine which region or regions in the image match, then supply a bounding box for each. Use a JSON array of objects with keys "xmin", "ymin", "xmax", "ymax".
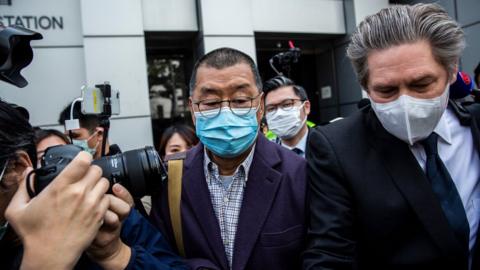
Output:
[{"xmin": 167, "ymin": 159, "xmax": 185, "ymax": 257}]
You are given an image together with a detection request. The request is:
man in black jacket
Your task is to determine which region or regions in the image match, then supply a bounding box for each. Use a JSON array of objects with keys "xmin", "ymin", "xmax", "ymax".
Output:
[{"xmin": 304, "ymin": 3, "xmax": 480, "ymax": 270}]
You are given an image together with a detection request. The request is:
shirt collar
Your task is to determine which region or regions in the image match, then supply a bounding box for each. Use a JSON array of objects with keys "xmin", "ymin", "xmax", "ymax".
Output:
[
  {"xmin": 433, "ymin": 108, "xmax": 452, "ymax": 145},
  {"xmin": 282, "ymin": 128, "xmax": 309, "ymax": 153},
  {"xmin": 203, "ymin": 144, "xmax": 256, "ymax": 184}
]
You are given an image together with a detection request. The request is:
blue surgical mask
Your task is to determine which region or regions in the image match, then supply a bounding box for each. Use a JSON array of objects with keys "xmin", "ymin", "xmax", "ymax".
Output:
[
  {"xmin": 195, "ymin": 107, "xmax": 259, "ymax": 158},
  {"xmin": 72, "ymin": 132, "xmax": 98, "ymax": 156}
]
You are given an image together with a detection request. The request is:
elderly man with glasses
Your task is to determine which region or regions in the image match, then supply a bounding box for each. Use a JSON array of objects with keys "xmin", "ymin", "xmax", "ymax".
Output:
[{"xmin": 150, "ymin": 47, "xmax": 308, "ymax": 270}]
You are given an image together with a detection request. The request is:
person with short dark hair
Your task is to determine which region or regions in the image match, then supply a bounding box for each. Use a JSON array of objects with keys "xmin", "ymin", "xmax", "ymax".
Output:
[
  {"xmin": 263, "ymin": 76, "xmax": 311, "ymax": 157},
  {"xmin": 305, "ymin": 4, "xmax": 480, "ymax": 269},
  {"xmin": 150, "ymin": 47, "xmax": 307, "ymax": 270},
  {"xmin": 59, "ymin": 101, "xmax": 120, "ymax": 159},
  {"xmin": 158, "ymin": 124, "xmax": 199, "ymax": 158}
]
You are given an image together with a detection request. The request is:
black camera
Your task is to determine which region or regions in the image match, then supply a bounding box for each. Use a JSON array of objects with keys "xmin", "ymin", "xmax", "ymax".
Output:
[
  {"xmin": 28, "ymin": 144, "xmax": 167, "ymax": 198},
  {"xmin": 269, "ymin": 41, "xmax": 301, "ymax": 77},
  {"xmin": 0, "ymin": 25, "xmax": 43, "ymax": 88}
]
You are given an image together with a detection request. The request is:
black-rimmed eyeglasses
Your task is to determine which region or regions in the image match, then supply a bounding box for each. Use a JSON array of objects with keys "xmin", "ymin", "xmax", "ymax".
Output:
[
  {"xmin": 265, "ymin": 98, "xmax": 305, "ymax": 114},
  {"xmin": 193, "ymin": 93, "xmax": 263, "ymax": 118}
]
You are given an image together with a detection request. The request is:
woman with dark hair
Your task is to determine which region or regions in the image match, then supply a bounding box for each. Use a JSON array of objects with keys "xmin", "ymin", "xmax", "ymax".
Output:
[
  {"xmin": 0, "ymin": 100, "xmax": 187, "ymax": 269},
  {"xmin": 34, "ymin": 128, "xmax": 70, "ymax": 167},
  {"xmin": 158, "ymin": 124, "xmax": 199, "ymax": 158}
]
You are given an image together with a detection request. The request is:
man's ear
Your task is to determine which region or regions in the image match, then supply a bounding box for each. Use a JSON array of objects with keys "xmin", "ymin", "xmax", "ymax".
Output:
[
  {"xmin": 256, "ymin": 93, "xmax": 265, "ymax": 125},
  {"xmin": 304, "ymin": 100, "xmax": 311, "ymax": 116}
]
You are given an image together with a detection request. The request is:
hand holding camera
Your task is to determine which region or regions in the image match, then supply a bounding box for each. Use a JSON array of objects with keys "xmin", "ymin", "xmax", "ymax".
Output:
[
  {"xmin": 5, "ymin": 152, "xmax": 110, "ymax": 270},
  {"xmin": 86, "ymin": 183, "xmax": 134, "ymax": 270}
]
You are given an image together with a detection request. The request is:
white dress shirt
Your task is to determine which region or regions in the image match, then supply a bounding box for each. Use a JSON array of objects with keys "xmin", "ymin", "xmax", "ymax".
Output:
[
  {"xmin": 281, "ymin": 129, "xmax": 309, "ymax": 158},
  {"xmin": 410, "ymin": 108, "xmax": 480, "ymax": 267}
]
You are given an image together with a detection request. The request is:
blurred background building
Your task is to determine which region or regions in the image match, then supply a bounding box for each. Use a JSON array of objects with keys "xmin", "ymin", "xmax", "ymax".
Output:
[{"xmin": 0, "ymin": 0, "xmax": 478, "ymax": 150}]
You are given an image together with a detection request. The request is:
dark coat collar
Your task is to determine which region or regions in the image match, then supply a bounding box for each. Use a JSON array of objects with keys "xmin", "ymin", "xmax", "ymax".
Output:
[{"xmin": 364, "ymin": 108, "xmax": 470, "ymax": 263}]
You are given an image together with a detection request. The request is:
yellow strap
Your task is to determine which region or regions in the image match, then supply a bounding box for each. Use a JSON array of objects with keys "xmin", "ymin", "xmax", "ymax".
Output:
[{"xmin": 167, "ymin": 159, "xmax": 185, "ymax": 257}]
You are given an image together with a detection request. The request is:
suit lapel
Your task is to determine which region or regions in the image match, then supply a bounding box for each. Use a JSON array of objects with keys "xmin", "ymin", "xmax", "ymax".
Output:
[
  {"xmin": 467, "ymin": 109, "xmax": 480, "ymax": 268},
  {"xmin": 365, "ymin": 110, "xmax": 465, "ymax": 258},
  {"xmin": 232, "ymin": 135, "xmax": 282, "ymax": 270},
  {"xmin": 182, "ymin": 145, "xmax": 229, "ymax": 269},
  {"xmin": 305, "ymin": 127, "xmax": 311, "ymax": 157}
]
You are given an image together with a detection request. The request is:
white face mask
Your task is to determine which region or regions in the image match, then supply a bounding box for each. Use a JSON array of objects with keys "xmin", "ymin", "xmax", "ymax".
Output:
[
  {"xmin": 369, "ymin": 85, "xmax": 449, "ymax": 145},
  {"xmin": 266, "ymin": 102, "xmax": 307, "ymax": 139}
]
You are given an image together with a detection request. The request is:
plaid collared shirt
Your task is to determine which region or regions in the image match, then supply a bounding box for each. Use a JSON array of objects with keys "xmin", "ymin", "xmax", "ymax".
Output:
[{"xmin": 203, "ymin": 146, "xmax": 255, "ymax": 268}]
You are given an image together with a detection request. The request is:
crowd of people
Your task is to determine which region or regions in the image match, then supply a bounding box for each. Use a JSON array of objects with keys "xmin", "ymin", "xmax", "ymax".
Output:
[{"xmin": 1, "ymin": 3, "xmax": 480, "ymax": 270}]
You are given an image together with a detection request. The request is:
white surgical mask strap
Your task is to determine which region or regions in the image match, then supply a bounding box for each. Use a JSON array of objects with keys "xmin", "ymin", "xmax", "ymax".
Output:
[
  {"xmin": 299, "ymin": 101, "xmax": 306, "ymax": 110},
  {"xmin": 298, "ymin": 100, "xmax": 307, "ymax": 120},
  {"xmin": 0, "ymin": 161, "xmax": 8, "ymax": 183},
  {"xmin": 400, "ymin": 97, "xmax": 413, "ymax": 145},
  {"xmin": 87, "ymin": 130, "xmax": 98, "ymax": 141}
]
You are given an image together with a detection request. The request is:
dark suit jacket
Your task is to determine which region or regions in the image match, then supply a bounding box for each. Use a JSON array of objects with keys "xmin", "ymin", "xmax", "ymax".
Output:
[
  {"xmin": 151, "ymin": 134, "xmax": 308, "ymax": 270},
  {"xmin": 304, "ymin": 105, "xmax": 480, "ymax": 270}
]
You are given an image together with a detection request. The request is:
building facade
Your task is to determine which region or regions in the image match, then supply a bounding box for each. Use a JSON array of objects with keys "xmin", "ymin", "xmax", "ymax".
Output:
[{"xmin": 0, "ymin": 0, "xmax": 478, "ymax": 150}]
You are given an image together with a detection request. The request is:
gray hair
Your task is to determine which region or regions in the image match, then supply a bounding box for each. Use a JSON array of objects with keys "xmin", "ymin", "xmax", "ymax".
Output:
[
  {"xmin": 346, "ymin": 3, "xmax": 465, "ymax": 89},
  {"xmin": 189, "ymin": 47, "xmax": 263, "ymax": 95}
]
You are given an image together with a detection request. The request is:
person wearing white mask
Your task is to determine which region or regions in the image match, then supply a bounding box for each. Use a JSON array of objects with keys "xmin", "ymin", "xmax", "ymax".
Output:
[
  {"xmin": 264, "ymin": 76, "xmax": 311, "ymax": 157},
  {"xmin": 305, "ymin": 3, "xmax": 480, "ymax": 270}
]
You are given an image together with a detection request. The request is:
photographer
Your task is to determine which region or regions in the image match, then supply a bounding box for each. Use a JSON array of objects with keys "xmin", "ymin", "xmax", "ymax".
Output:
[
  {"xmin": 0, "ymin": 99, "xmax": 110, "ymax": 269},
  {"xmin": 0, "ymin": 100, "xmax": 187, "ymax": 269},
  {"xmin": 59, "ymin": 102, "xmax": 121, "ymax": 159}
]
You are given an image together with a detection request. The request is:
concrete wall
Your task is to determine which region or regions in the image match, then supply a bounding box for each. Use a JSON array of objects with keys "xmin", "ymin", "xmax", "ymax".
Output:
[
  {"xmin": 142, "ymin": 0, "xmax": 198, "ymax": 32},
  {"xmin": 251, "ymin": 0, "xmax": 345, "ymax": 34},
  {"xmin": 80, "ymin": 0, "xmax": 153, "ymax": 151},
  {"xmin": 0, "ymin": 0, "xmax": 86, "ymax": 127},
  {"xmin": 2, "ymin": 0, "xmax": 475, "ymax": 146},
  {"xmin": 196, "ymin": 0, "xmax": 346, "ymax": 62},
  {"xmin": 391, "ymin": 0, "xmax": 480, "ymax": 85},
  {"xmin": 0, "ymin": 0, "xmax": 154, "ymax": 151},
  {"xmin": 197, "ymin": 0, "xmax": 256, "ymax": 61}
]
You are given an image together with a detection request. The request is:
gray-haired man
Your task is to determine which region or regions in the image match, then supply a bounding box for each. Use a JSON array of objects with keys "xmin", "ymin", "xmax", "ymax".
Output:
[{"xmin": 304, "ymin": 3, "xmax": 480, "ymax": 270}]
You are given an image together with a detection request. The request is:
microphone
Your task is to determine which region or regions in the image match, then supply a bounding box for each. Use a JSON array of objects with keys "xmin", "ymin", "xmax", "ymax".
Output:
[{"xmin": 450, "ymin": 71, "xmax": 473, "ymax": 99}]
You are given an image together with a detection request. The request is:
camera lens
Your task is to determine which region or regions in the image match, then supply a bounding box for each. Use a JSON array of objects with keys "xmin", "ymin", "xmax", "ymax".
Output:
[{"xmin": 92, "ymin": 146, "xmax": 166, "ymax": 197}]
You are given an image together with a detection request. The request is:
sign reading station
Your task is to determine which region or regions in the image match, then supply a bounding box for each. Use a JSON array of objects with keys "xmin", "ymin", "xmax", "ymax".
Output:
[{"xmin": 0, "ymin": 15, "xmax": 64, "ymax": 30}]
